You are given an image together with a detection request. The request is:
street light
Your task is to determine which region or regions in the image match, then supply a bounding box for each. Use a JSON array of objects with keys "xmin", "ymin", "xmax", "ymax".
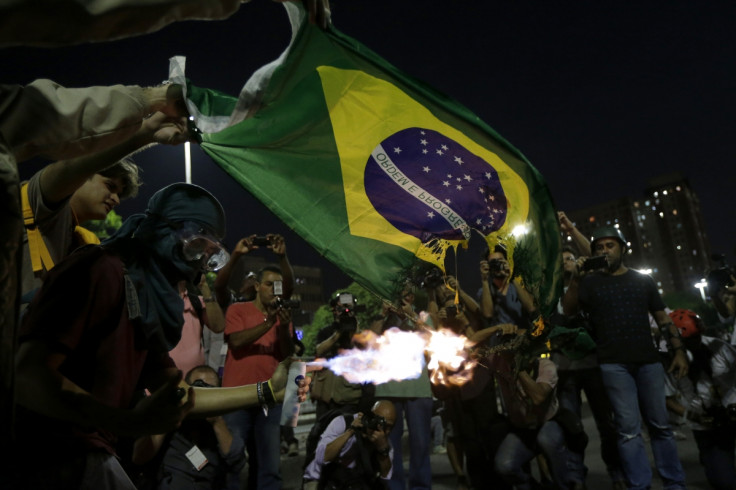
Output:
[
  {"xmin": 184, "ymin": 141, "xmax": 192, "ymax": 184},
  {"xmin": 694, "ymin": 279, "xmax": 708, "ymax": 302}
]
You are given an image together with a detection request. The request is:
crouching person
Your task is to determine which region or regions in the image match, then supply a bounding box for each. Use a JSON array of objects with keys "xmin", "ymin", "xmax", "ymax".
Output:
[
  {"xmin": 304, "ymin": 400, "xmax": 396, "ymax": 490},
  {"xmin": 493, "ymin": 328, "xmax": 587, "ymax": 490}
]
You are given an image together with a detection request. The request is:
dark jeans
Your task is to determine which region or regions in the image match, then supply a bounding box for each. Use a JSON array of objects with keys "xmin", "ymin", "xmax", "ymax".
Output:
[
  {"xmin": 692, "ymin": 426, "xmax": 736, "ymax": 490},
  {"xmin": 557, "ymin": 367, "xmax": 625, "ymax": 483},
  {"xmin": 385, "ymin": 397, "xmax": 433, "ymax": 490},
  {"xmin": 223, "ymin": 404, "xmax": 282, "ymax": 490},
  {"xmin": 600, "ymin": 362, "xmax": 686, "ymax": 490},
  {"xmin": 495, "ymin": 420, "xmax": 586, "ymax": 490},
  {"xmin": 455, "ymin": 382, "xmax": 511, "ymax": 490}
]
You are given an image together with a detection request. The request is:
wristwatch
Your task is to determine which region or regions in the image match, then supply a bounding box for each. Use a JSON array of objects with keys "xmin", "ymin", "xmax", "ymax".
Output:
[{"xmin": 376, "ymin": 446, "xmax": 390, "ymax": 457}]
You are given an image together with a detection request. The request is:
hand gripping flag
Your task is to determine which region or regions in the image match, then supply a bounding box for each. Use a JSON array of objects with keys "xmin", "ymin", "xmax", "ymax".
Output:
[{"xmin": 171, "ymin": 2, "xmax": 562, "ymax": 314}]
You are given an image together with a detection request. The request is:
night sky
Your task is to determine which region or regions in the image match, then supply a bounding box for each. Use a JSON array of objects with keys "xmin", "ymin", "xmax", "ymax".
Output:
[{"xmin": 6, "ymin": 1, "xmax": 735, "ymax": 299}]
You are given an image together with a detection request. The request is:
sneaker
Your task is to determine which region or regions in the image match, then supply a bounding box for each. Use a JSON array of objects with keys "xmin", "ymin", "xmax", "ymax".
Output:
[
  {"xmin": 432, "ymin": 445, "xmax": 447, "ymax": 454},
  {"xmin": 288, "ymin": 441, "xmax": 299, "ymax": 457}
]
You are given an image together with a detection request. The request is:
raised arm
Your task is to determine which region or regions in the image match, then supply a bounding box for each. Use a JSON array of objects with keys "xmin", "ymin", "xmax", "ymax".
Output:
[
  {"xmin": 200, "ymin": 276, "xmax": 225, "ymax": 334},
  {"xmin": 558, "ymin": 211, "xmax": 592, "ymax": 257},
  {"xmin": 38, "ymin": 111, "xmax": 188, "ymax": 205},
  {"xmin": 213, "ymin": 237, "xmax": 251, "ymax": 309},
  {"xmin": 268, "ymin": 234, "xmax": 294, "ymax": 299}
]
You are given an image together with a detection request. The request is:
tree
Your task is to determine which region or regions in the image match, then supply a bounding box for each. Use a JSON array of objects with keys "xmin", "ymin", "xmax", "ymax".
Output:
[{"xmin": 84, "ymin": 210, "xmax": 123, "ymax": 240}]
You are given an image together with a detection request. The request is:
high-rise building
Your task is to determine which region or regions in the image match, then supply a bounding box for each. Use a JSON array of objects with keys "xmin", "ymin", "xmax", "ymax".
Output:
[{"xmin": 566, "ymin": 172, "xmax": 711, "ymax": 296}]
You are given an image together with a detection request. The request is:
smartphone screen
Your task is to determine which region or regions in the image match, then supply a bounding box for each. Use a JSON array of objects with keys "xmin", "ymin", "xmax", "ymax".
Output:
[{"xmin": 273, "ymin": 280, "xmax": 283, "ymax": 296}]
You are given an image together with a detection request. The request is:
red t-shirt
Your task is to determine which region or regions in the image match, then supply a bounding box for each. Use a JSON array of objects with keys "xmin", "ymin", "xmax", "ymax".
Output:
[{"xmin": 222, "ymin": 301, "xmax": 292, "ymax": 387}]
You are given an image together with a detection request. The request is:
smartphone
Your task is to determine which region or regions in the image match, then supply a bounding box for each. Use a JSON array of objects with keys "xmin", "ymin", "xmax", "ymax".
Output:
[
  {"xmin": 273, "ymin": 280, "xmax": 284, "ymax": 296},
  {"xmin": 252, "ymin": 236, "xmax": 271, "ymax": 246},
  {"xmin": 582, "ymin": 255, "xmax": 608, "ymax": 271}
]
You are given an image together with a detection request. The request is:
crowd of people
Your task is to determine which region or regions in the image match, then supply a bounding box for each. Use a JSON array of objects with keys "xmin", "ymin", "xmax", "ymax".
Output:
[{"xmin": 2, "ymin": 3, "xmax": 735, "ymax": 490}]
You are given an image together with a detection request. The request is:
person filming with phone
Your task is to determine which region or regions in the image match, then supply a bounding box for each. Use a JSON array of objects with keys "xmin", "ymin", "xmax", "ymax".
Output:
[
  {"xmin": 562, "ymin": 226, "xmax": 689, "ymax": 489},
  {"xmin": 221, "ymin": 263, "xmax": 295, "ymax": 490}
]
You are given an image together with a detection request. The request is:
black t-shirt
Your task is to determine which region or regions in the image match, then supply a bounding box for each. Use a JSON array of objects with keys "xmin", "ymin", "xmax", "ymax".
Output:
[{"xmin": 579, "ymin": 269, "xmax": 665, "ymax": 364}]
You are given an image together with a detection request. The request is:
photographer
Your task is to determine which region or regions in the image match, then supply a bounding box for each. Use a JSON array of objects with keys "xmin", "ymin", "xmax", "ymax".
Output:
[
  {"xmin": 311, "ymin": 292, "xmax": 373, "ymax": 420},
  {"xmin": 221, "ymin": 265, "xmax": 295, "ymax": 490},
  {"xmin": 130, "ymin": 365, "xmax": 246, "ymax": 490},
  {"xmin": 212, "ymin": 233, "xmax": 294, "ymax": 310},
  {"xmin": 478, "ymin": 244, "xmax": 536, "ymax": 329},
  {"xmin": 562, "ymin": 226, "xmax": 688, "ymax": 489},
  {"xmin": 313, "ymin": 400, "xmax": 396, "ymax": 490}
]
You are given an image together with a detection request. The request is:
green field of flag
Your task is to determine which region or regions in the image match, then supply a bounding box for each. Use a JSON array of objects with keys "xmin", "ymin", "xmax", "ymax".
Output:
[{"xmin": 173, "ymin": 2, "xmax": 562, "ymax": 314}]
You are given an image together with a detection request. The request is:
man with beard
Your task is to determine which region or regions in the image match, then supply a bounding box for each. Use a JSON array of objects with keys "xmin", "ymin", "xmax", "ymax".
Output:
[{"xmin": 563, "ymin": 226, "xmax": 689, "ymax": 490}]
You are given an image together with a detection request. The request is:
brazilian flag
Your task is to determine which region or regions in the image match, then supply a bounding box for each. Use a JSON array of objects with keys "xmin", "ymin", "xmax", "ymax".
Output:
[{"xmin": 174, "ymin": 2, "xmax": 562, "ymax": 314}]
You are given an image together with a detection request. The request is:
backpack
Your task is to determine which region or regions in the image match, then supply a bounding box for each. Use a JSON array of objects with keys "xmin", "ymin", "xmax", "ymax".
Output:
[
  {"xmin": 302, "ymin": 408, "xmax": 356, "ymax": 479},
  {"xmin": 302, "ymin": 407, "xmax": 385, "ymax": 490}
]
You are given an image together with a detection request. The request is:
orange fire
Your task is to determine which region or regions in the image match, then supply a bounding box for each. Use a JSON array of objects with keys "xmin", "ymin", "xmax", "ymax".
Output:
[{"xmin": 425, "ymin": 328, "xmax": 478, "ymax": 387}]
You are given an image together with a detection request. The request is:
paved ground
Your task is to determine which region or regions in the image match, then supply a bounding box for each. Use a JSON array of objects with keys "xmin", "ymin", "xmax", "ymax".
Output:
[{"xmin": 252, "ymin": 398, "xmax": 709, "ymax": 489}]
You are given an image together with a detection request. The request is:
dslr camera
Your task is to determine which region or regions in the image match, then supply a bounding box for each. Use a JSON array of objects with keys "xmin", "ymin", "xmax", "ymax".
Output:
[
  {"xmin": 274, "ymin": 297, "xmax": 301, "ymax": 309},
  {"xmin": 273, "ymin": 280, "xmax": 300, "ymax": 309},
  {"xmin": 488, "ymin": 258, "xmax": 505, "ymax": 274},
  {"xmin": 357, "ymin": 412, "xmax": 388, "ymax": 433}
]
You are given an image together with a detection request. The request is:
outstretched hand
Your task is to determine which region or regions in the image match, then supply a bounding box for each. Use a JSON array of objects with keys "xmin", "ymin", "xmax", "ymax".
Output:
[{"xmin": 270, "ymin": 358, "xmax": 312, "ymax": 402}]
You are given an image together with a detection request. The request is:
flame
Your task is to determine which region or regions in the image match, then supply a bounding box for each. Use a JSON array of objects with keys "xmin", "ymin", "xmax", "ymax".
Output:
[
  {"xmin": 426, "ymin": 328, "xmax": 478, "ymax": 387},
  {"xmin": 312, "ymin": 327, "xmax": 427, "ymax": 384},
  {"xmin": 309, "ymin": 319, "xmax": 478, "ymax": 388}
]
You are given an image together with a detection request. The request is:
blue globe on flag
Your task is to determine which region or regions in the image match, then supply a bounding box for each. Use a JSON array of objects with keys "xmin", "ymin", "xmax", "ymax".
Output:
[{"xmin": 364, "ymin": 128, "xmax": 508, "ymax": 243}]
